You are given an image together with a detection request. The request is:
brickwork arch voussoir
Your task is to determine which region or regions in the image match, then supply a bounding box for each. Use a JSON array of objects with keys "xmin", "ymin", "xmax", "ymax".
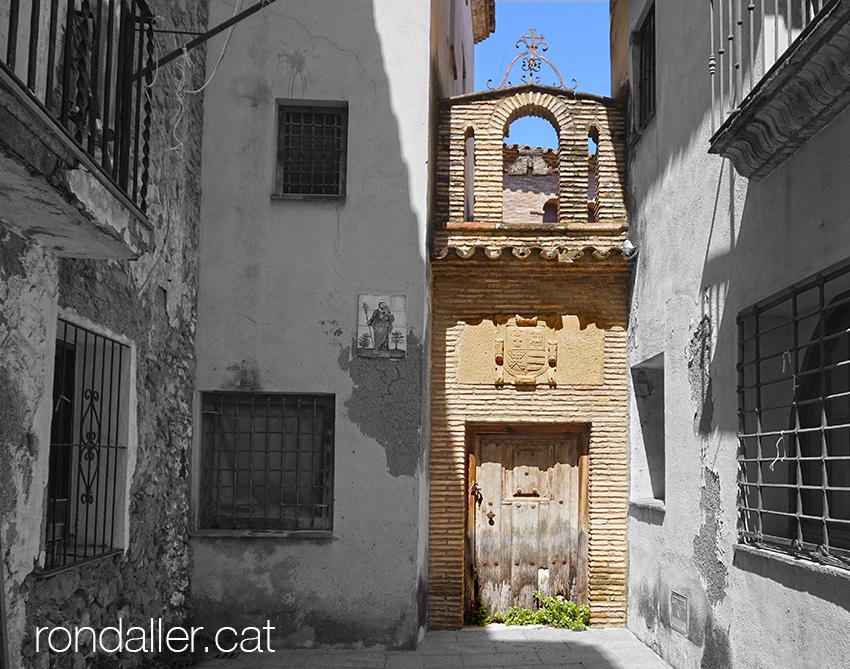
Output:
[{"xmin": 488, "ymin": 93, "xmax": 574, "ymax": 142}]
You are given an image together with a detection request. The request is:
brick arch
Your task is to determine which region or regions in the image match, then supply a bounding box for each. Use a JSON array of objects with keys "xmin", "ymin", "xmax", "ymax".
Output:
[
  {"xmin": 487, "ymin": 92, "xmax": 573, "ymax": 138},
  {"xmin": 585, "ymin": 119, "xmax": 602, "ymax": 141},
  {"xmin": 484, "ymin": 92, "xmax": 579, "ymax": 224}
]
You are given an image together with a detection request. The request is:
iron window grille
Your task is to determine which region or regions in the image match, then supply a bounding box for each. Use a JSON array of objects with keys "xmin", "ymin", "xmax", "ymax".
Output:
[
  {"xmin": 274, "ymin": 100, "xmax": 348, "ymax": 199},
  {"xmin": 46, "ymin": 319, "xmax": 130, "ymax": 570},
  {"xmin": 200, "ymin": 392, "xmax": 335, "ymax": 531},
  {"xmin": 635, "ymin": 4, "xmax": 656, "ymax": 130},
  {"xmin": 738, "ymin": 261, "xmax": 850, "ymax": 570}
]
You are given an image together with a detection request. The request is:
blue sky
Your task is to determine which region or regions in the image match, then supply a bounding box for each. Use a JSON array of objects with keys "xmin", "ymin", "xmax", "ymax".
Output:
[{"xmin": 474, "ymin": 1, "xmax": 609, "ymax": 148}]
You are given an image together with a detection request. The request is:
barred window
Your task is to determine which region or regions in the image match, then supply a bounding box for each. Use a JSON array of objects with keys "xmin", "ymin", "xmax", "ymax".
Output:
[
  {"xmin": 635, "ymin": 4, "xmax": 656, "ymax": 130},
  {"xmin": 200, "ymin": 393, "xmax": 334, "ymax": 531},
  {"xmin": 738, "ymin": 262, "xmax": 850, "ymax": 569},
  {"xmin": 46, "ymin": 319, "xmax": 131, "ymax": 570},
  {"xmin": 274, "ymin": 101, "xmax": 348, "ymax": 199}
]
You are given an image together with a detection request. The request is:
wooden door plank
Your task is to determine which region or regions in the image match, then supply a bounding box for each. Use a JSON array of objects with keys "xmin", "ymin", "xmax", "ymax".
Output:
[
  {"xmin": 476, "ymin": 437, "xmax": 510, "ymax": 615},
  {"xmin": 472, "ymin": 430, "xmax": 590, "ymax": 615},
  {"xmin": 549, "ymin": 436, "xmax": 577, "ymax": 600}
]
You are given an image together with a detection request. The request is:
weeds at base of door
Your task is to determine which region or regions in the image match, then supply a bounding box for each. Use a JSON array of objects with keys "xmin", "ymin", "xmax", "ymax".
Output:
[{"xmin": 488, "ymin": 591, "xmax": 590, "ymax": 630}]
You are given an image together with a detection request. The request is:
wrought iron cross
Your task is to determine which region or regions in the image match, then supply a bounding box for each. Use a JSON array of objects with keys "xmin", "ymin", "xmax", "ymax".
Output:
[{"xmin": 487, "ymin": 28, "xmax": 577, "ymax": 91}]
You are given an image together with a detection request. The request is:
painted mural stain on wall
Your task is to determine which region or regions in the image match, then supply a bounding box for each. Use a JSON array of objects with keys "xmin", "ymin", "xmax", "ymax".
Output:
[{"xmin": 357, "ymin": 294, "xmax": 407, "ymax": 358}]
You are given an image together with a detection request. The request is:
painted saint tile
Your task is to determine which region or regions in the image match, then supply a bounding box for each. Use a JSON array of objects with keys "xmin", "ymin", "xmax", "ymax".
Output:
[{"xmin": 357, "ymin": 294, "xmax": 407, "ymax": 358}]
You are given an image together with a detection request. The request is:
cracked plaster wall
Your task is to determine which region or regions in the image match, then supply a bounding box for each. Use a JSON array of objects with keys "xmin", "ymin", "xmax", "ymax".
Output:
[
  {"xmin": 191, "ymin": 0, "xmax": 451, "ymax": 648},
  {"xmin": 623, "ymin": 0, "xmax": 850, "ymax": 667}
]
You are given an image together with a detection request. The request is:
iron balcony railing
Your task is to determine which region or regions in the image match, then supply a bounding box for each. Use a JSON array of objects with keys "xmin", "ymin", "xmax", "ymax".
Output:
[
  {"xmin": 1, "ymin": 0, "xmax": 154, "ymax": 212},
  {"xmin": 708, "ymin": 0, "xmax": 831, "ymax": 132}
]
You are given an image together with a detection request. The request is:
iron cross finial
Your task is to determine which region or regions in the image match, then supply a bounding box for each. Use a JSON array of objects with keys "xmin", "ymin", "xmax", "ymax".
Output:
[{"xmin": 487, "ymin": 28, "xmax": 577, "ymax": 92}]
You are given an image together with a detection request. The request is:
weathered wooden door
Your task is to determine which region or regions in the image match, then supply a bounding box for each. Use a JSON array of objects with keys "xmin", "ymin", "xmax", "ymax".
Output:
[{"xmin": 471, "ymin": 432, "xmax": 588, "ymax": 615}]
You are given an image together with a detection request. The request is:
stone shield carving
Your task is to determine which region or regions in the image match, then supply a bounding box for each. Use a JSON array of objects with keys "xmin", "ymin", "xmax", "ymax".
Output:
[{"xmin": 496, "ymin": 317, "xmax": 557, "ymax": 386}]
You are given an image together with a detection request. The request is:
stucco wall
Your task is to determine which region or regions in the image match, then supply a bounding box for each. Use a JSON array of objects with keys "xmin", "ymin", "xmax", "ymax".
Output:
[
  {"xmin": 0, "ymin": 0, "xmax": 206, "ymax": 663},
  {"xmin": 192, "ymin": 0, "xmax": 440, "ymax": 648},
  {"xmin": 622, "ymin": 0, "xmax": 850, "ymax": 667}
]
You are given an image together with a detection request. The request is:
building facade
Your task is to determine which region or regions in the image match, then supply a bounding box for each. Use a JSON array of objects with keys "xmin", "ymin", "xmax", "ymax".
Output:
[
  {"xmin": 190, "ymin": 0, "xmax": 493, "ymax": 650},
  {"xmin": 428, "ymin": 82, "xmax": 629, "ymax": 628},
  {"xmin": 0, "ymin": 0, "xmax": 208, "ymax": 667},
  {"xmin": 614, "ymin": 0, "xmax": 850, "ymax": 666}
]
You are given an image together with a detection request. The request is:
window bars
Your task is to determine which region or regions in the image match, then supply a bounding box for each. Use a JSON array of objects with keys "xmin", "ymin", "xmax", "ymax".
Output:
[
  {"xmin": 275, "ymin": 101, "xmax": 348, "ymax": 198},
  {"xmin": 200, "ymin": 393, "xmax": 335, "ymax": 531},
  {"xmin": 708, "ymin": 0, "xmax": 830, "ymax": 132},
  {"xmin": 46, "ymin": 319, "xmax": 129, "ymax": 570},
  {"xmin": 635, "ymin": 4, "xmax": 656, "ymax": 130},
  {"xmin": 1, "ymin": 0, "xmax": 155, "ymax": 212},
  {"xmin": 738, "ymin": 261, "xmax": 850, "ymax": 569}
]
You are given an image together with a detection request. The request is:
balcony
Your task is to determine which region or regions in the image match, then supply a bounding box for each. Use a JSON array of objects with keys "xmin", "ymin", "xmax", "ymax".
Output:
[
  {"xmin": 708, "ymin": 0, "xmax": 850, "ymax": 179},
  {"xmin": 0, "ymin": 0, "xmax": 155, "ymax": 258}
]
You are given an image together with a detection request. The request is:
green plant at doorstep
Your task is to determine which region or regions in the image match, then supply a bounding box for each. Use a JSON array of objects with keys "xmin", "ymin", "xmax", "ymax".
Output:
[
  {"xmin": 488, "ymin": 592, "xmax": 590, "ymax": 630},
  {"xmin": 472, "ymin": 606, "xmax": 490, "ymax": 626}
]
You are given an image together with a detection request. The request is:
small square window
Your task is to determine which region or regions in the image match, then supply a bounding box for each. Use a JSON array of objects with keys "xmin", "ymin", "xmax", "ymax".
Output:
[
  {"xmin": 199, "ymin": 393, "xmax": 335, "ymax": 531},
  {"xmin": 635, "ymin": 4, "xmax": 656, "ymax": 130},
  {"xmin": 274, "ymin": 101, "xmax": 348, "ymax": 199}
]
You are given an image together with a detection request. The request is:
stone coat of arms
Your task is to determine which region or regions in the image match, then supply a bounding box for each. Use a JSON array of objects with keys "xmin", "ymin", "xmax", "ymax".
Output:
[{"xmin": 495, "ymin": 316, "xmax": 557, "ymax": 386}]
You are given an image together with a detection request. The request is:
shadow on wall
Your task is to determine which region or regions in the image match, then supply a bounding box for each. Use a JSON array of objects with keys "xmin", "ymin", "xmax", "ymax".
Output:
[{"xmin": 191, "ymin": 0, "xmax": 428, "ymax": 650}]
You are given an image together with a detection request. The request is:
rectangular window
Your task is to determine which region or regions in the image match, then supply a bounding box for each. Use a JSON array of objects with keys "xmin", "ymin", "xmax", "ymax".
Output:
[
  {"xmin": 635, "ymin": 4, "xmax": 656, "ymax": 129},
  {"xmin": 738, "ymin": 261, "xmax": 850, "ymax": 569},
  {"xmin": 199, "ymin": 393, "xmax": 335, "ymax": 531},
  {"xmin": 46, "ymin": 319, "xmax": 131, "ymax": 570},
  {"xmin": 274, "ymin": 101, "xmax": 348, "ymax": 199}
]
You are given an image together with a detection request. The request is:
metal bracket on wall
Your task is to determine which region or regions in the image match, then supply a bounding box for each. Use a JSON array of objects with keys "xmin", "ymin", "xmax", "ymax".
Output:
[{"xmin": 135, "ymin": 0, "xmax": 281, "ymax": 79}]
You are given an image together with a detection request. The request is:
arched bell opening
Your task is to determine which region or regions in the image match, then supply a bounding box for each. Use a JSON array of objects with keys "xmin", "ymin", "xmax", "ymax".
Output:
[
  {"xmin": 464, "ymin": 126, "xmax": 476, "ymax": 222},
  {"xmin": 501, "ymin": 112, "xmax": 559, "ymax": 226},
  {"xmin": 587, "ymin": 125, "xmax": 601, "ymax": 222}
]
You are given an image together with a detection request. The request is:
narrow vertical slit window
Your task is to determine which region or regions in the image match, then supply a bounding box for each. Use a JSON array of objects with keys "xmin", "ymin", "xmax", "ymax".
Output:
[
  {"xmin": 464, "ymin": 127, "xmax": 475, "ymax": 222},
  {"xmin": 587, "ymin": 128, "xmax": 600, "ymax": 221},
  {"xmin": 542, "ymin": 199, "xmax": 558, "ymax": 224},
  {"xmin": 635, "ymin": 4, "xmax": 656, "ymax": 130}
]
